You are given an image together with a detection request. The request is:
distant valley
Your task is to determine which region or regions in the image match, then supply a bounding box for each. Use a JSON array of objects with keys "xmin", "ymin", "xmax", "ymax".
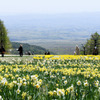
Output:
[{"xmin": 0, "ymin": 12, "xmax": 100, "ymax": 54}]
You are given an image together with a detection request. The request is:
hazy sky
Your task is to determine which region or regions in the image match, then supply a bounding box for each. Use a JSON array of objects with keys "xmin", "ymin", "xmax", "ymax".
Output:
[{"xmin": 0, "ymin": 0, "xmax": 100, "ymax": 15}]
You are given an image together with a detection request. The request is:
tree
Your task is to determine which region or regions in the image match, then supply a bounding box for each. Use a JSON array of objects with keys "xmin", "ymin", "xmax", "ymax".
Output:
[
  {"xmin": 0, "ymin": 20, "xmax": 11, "ymax": 52},
  {"xmin": 83, "ymin": 32, "xmax": 100, "ymax": 55}
]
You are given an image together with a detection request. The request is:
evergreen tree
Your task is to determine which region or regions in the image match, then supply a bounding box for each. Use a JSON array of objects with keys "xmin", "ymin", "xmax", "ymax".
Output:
[
  {"xmin": 0, "ymin": 20, "xmax": 11, "ymax": 52},
  {"xmin": 84, "ymin": 32, "xmax": 100, "ymax": 55}
]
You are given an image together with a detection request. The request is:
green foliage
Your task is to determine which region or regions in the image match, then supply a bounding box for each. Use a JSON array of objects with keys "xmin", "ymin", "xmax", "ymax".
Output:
[
  {"xmin": 83, "ymin": 32, "xmax": 100, "ymax": 55},
  {"xmin": 0, "ymin": 20, "xmax": 11, "ymax": 51}
]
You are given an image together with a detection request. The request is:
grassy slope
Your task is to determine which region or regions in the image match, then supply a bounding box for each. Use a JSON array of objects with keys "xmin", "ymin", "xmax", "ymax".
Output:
[{"xmin": 10, "ymin": 42, "xmax": 54, "ymax": 55}]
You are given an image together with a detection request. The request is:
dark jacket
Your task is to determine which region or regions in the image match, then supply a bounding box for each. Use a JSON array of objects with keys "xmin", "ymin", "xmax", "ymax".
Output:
[
  {"xmin": 0, "ymin": 46, "xmax": 5, "ymax": 54},
  {"xmin": 18, "ymin": 46, "xmax": 23, "ymax": 54}
]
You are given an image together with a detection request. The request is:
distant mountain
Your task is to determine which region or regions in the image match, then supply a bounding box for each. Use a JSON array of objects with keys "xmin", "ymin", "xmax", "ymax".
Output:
[{"xmin": 10, "ymin": 42, "xmax": 53, "ymax": 55}]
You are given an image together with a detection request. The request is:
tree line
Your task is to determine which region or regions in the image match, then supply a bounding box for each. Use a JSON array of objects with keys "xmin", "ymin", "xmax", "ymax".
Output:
[{"xmin": 81, "ymin": 32, "xmax": 100, "ymax": 55}]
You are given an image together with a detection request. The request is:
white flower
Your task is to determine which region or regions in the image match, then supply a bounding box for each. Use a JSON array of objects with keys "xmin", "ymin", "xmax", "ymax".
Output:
[
  {"xmin": 16, "ymin": 89, "xmax": 21, "ymax": 94},
  {"xmin": 37, "ymin": 81, "xmax": 42, "ymax": 85},
  {"xmin": 57, "ymin": 88, "xmax": 65, "ymax": 96},
  {"xmin": 44, "ymin": 71, "xmax": 48, "ymax": 75},
  {"xmin": 23, "ymin": 78, "xmax": 26, "ymax": 82},
  {"xmin": 50, "ymin": 75, "xmax": 55, "ymax": 78},
  {"xmin": 57, "ymin": 73, "xmax": 59, "ymax": 75},
  {"xmin": 64, "ymin": 80, "xmax": 67, "ymax": 85},
  {"xmin": 13, "ymin": 81, "xmax": 17, "ymax": 85},
  {"xmin": 97, "ymin": 80, "xmax": 99, "ymax": 84},
  {"xmin": 95, "ymin": 82, "xmax": 99, "ymax": 87},
  {"xmin": 1, "ymin": 78, "xmax": 7, "ymax": 85},
  {"xmin": 57, "ymin": 88, "xmax": 62, "ymax": 96},
  {"xmin": 31, "ymin": 75, "xmax": 38, "ymax": 81},
  {"xmin": 17, "ymin": 77, "xmax": 22, "ymax": 81},
  {"xmin": 53, "ymin": 90, "xmax": 57, "ymax": 95},
  {"xmin": 62, "ymin": 76, "xmax": 66, "ymax": 80},
  {"xmin": 70, "ymin": 84, "xmax": 74, "ymax": 92},
  {"xmin": 23, "ymin": 82, "xmax": 27, "ymax": 86},
  {"xmin": 84, "ymin": 82, "xmax": 88, "ymax": 87},
  {"xmin": 77, "ymin": 80, "xmax": 81, "ymax": 86}
]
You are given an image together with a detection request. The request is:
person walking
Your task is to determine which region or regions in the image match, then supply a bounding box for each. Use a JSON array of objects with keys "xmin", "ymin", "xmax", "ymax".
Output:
[
  {"xmin": 0, "ymin": 46, "xmax": 5, "ymax": 57},
  {"xmin": 18, "ymin": 44, "xmax": 23, "ymax": 57}
]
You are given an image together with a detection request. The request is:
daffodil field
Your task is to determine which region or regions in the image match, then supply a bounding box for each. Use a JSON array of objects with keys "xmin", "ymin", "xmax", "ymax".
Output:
[{"xmin": 0, "ymin": 55, "xmax": 100, "ymax": 100}]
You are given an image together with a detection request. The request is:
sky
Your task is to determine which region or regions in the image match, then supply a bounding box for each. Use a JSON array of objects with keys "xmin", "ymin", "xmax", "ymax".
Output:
[{"xmin": 0, "ymin": 0, "xmax": 100, "ymax": 15}]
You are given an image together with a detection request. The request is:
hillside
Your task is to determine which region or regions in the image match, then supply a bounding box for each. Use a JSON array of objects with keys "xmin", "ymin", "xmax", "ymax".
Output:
[{"xmin": 10, "ymin": 42, "xmax": 53, "ymax": 55}]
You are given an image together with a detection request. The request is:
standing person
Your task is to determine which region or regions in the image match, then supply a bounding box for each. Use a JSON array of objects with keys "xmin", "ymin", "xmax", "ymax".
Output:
[
  {"xmin": 75, "ymin": 45, "xmax": 80, "ymax": 55},
  {"xmin": 18, "ymin": 44, "xmax": 23, "ymax": 57},
  {"xmin": 1, "ymin": 46, "xmax": 5, "ymax": 57}
]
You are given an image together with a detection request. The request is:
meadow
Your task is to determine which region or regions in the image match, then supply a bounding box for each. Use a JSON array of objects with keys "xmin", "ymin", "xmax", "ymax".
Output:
[{"xmin": 0, "ymin": 55, "xmax": 100, "ymax": 100}]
